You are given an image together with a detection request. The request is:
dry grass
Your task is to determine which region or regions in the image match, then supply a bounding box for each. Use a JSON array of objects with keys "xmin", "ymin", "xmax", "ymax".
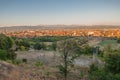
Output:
[{"xmin": 0, "ymin": 60, "xmax": 90, "ymax": 80}]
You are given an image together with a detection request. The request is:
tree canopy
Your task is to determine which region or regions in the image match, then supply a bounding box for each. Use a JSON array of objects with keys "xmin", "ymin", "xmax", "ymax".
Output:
[{"xmin": 0, "ymin": 34, "xmax": 14, "ymax": 50}]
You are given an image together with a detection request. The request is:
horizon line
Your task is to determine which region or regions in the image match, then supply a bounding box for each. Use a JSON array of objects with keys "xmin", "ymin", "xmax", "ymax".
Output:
[{"xmin": 0, "ymin": 24, "xmax": 120, "ymax": 27}]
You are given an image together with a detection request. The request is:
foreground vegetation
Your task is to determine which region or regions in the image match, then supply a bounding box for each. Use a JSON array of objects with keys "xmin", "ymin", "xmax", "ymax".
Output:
[{"xmin": 0, "ymin": 34, "xmax": 120, "ymax": 80}]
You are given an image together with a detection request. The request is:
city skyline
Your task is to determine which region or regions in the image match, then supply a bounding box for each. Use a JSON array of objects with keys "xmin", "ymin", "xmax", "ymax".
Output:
[{"xmin": 0, "ymin": 0, "xmax": 120, "ymax": 27}]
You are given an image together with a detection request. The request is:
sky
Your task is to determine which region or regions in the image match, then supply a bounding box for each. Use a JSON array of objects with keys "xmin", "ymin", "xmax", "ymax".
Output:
[{"xmin": 0, "ymin": 0, "xmax": 120, "ymax": 27}]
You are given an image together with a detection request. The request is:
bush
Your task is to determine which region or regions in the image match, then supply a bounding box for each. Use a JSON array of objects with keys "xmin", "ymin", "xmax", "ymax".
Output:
[
  {"xmin": 20, "ymin": 46, "xmax": 26, "ymax": 51},
  {"xmin": 117, "ymin": 38, "xmax": 120, "ymax": 43},
  {"xmin": 83, "ymin": 44, "xmax": 93, "ymax": 55},
  {"xmin": 0, "ymin": 50, "xmax": 7, "ymax": 60},
  {"xmin": 0, "ymin": 49, "xmax": 16, "ymax": 61},
  {"xmin": 89, "ymin": 69, "xmax": 120, "ymax": 80},
  {"xmin": 15, "ymin": 39, "xmax": 30, "ymax": 50},
  {"xmin": 33, "ymin": 42, "xmax": 47, "ymax": 50},
  {"xmin": 22, "ymin": 58, "xmax": 27, "ymax": 63},
  {"xmin": 51, "ymin": 42, "xmax": 57, "ymax": 51},
  {"xmin": 89, "ymin": 48, "xmax": 120, "ymax": 80},
  {"xmin": 34, "ymin": 43, "xmax": 42, "ymax": 50},
  {"xmin": 35, "ymin": 61, "xmax": 43, "ymax": 67},
  {"xmin": 41, "ymin": 42, "xmax": 46, "ymax": 50},
  {"xmin": 89, "ymin": 69, "xmax": 105, "ymax": 80},
  {"xmin": 104, "ymin": 51, "xmax": 120, "ymax": 74},
  {"xmin": 7, "ymin": 49, "xmax": 17, "ymax": 60},
  {"xmin": 89, "ymin": 64, "xmax": 98, "ymax": 73},
  {"xmin": 12, "ymin": 60, "xmax": 21, "ymax": 65}
]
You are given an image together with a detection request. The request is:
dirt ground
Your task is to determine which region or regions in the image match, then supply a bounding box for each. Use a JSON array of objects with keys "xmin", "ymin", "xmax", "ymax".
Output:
[
  {"xmin": 15, "ymin": 50, "xmax": 91, "ymax": 80},
  {"xmin": 1, "ymin": 50, "xmax": 101, "ymax": 80}
]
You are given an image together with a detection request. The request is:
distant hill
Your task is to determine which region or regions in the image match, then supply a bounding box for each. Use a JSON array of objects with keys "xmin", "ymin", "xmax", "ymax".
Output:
[{"xmin": 0, "ymin": 25, "xmax": 120, "ymax": 31}]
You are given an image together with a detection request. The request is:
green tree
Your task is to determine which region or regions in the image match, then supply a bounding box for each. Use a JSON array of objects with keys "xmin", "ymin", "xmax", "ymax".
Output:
[
  {"xmin": 0, "ymin": 34, "xmax": 14, "ymax": 50},
  {"xmin": 0, "ymin": 34, "xmax": 16, "ymax": 61},
  {"xmin": 7, "ymin": 36, "xmax": 14, "ymax": 48},
  {"xmin": 57, "ymin": 38, "xmax": 86, "ymax": 80}
]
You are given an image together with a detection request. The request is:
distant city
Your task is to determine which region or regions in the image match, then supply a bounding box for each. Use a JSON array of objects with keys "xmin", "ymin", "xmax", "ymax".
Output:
[{"xmin": 0, "ymin": 25, "xmax": 120, "ymax": 37}]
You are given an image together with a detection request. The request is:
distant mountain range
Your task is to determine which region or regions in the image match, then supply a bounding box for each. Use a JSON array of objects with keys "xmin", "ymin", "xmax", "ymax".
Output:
[{"xmin": 0, "ymin": 25, "xmax": 120, "ymax": 31}]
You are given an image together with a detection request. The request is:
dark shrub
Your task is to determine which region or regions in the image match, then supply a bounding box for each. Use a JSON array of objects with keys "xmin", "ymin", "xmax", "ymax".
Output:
[
  {"xmin": 22, "ymin": 58, "xmax": 27, "ymax": 63},
  {"xmin": 0, "ymin": 50, "xmax": 7, "ymax": 60}
]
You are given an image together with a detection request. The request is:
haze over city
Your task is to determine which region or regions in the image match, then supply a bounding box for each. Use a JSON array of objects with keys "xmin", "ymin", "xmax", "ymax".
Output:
[{"xmin": 0, "ymin": 0, "xmax": 120, "ymax": 27}]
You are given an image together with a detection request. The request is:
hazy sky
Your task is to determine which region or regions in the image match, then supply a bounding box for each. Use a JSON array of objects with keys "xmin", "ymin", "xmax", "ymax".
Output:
[{"xmin": 0, "ymin": 0, "xmax": 120, "ymax": 27}]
